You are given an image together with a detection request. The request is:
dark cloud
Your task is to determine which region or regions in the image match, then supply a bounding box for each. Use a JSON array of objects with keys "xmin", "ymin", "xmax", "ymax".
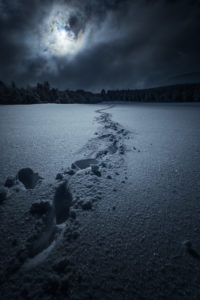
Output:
[{"xmin": 0, "ymin": 0, "xmax": 200, "ymax": 91}]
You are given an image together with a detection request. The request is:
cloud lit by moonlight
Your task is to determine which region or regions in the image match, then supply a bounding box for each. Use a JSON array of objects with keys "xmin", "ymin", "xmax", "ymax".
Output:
[
  {"xmin": 27, "ymin": 4, "xmax": 89, "ymax": 59},
  {"xmin": 41, "ymin": 7, "xmax": 86, "ymax": 57}
]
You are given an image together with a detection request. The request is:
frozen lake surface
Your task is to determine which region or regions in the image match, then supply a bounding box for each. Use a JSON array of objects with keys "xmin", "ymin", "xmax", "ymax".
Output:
[
  {"xmin": 1, "ymin": 102, "xmax": 199, "ymax": 183},
  {"xmin": 111, "ymin": 102, "xmax": 200, "ymax": 193},
  {"xmin": 0, "ymin": 104, "xmax": 102, "ymax": 182}
]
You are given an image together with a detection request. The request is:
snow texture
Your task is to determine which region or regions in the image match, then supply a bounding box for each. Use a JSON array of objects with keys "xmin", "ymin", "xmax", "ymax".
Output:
[{"xmin": 0, "ymin": 103, "xmax": 200, "ymax": 299}]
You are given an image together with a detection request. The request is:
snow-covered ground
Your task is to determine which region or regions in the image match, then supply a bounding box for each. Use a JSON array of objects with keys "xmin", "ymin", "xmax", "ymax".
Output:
[
  {"xmin": 0, "ymin": 104, "xmax": 101, "ymax": 182},
  {"xmin": 0, "ymin": 103, "xmax": 200, "ymax": 299}
]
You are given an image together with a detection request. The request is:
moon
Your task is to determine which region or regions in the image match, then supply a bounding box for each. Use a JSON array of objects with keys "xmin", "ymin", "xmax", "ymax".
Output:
[{"xmin": 41, "ymin": 6, "xmax": 85, "ymax": 57}]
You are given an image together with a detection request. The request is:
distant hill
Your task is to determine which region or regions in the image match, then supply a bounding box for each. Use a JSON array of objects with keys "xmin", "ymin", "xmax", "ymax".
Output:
[{"xmin": 163, "ymin": 72, "xmax": 200, "ymax": 86}]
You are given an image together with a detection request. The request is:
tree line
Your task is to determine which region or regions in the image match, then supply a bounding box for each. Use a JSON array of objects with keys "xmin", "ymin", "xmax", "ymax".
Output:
[
  {"xmin": 103, "ymin": 83, "xmax": 200, "ymax": 102},
  {"xmin": 0, "ymin": 81, "xmax": 101, "ymax": 105},
  {"xmin": 0, "ymin": 81, "xmax": 200, "ymax": 104}
]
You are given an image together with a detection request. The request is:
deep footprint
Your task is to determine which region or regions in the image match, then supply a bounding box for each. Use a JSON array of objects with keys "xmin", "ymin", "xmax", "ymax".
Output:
[
  {"xmin": 17, "ymin": 168, "xmax": 42, "ymax": 189},
  {"xmin": 53, "ymin": 181, "xmax": 73, "ymax": 224},
  {"xmin": 28, "ymin": 225, "xmax": 56, "ymax": 258}
]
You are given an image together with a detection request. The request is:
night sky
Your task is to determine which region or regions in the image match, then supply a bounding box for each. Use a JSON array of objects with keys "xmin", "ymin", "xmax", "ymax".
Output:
[{"xmin": 0, "ymin": 0, "xmax": 200, "ymax": 91}]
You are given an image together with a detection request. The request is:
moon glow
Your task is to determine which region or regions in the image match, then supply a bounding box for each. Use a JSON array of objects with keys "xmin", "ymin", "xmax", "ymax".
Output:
[{"xmin": 41, "ymin": 7, "xmax": 85, "ymax": 57}]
